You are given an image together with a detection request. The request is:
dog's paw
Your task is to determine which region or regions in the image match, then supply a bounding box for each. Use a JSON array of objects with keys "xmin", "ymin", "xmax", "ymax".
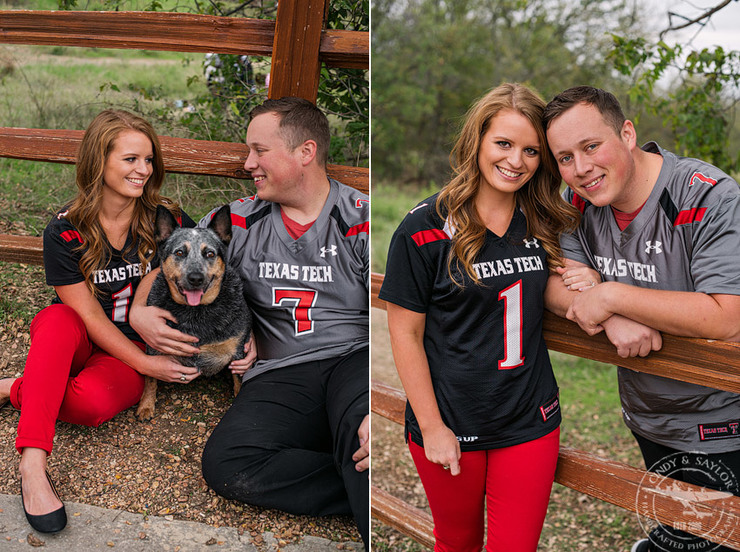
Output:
[
  {"xmin": 232, "ymin": 374, "xmax": 242, "ymax": 397},
  {"xmin": 136, "ymin": 401, "xmax": 155, "ymax": 420}
]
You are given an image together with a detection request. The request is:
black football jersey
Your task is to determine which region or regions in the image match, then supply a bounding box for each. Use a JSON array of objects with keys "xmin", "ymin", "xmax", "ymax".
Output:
[{"xmin": 379, "ymin": 193, "xmax": 560, "ymax": 451}]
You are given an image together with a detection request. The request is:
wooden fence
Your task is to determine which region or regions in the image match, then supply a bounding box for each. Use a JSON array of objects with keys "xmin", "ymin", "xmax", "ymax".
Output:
[
  {"xmin": 371, "ymin": 272, "xmax": 740, "ymax": 550},
  {"xmin": 0, "ymin": 2, "xmax": 367, "ymax": 268}
]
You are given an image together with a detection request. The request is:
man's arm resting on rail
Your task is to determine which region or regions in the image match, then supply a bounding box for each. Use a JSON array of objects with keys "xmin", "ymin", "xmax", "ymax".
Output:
[
  {"xmin": 545, "ymin": 260, "xmax": 662, "ymax": 357},
  {"xmin": 568, "ymin": 283, "xmax": 740, "ymax": 342}
]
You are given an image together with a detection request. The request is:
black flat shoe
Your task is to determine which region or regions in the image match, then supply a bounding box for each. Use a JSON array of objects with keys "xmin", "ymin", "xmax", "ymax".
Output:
[{"xmin": 20, "ymin": 471, "xmax": 67, "ymax": 533}]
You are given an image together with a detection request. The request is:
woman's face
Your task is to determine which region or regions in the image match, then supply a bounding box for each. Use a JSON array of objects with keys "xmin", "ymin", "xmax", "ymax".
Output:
[
  {"xmin": 477, "ymin": 108, "xmax": 541, "ymax": 199},
  {"xmin": 102, "ymin": 130, "xmax": 154, "ymax": 202}
]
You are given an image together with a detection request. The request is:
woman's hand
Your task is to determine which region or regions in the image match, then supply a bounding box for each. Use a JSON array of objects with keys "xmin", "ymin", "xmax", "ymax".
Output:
[
  {"xmin": 557, "ymin": 265, "xmax": 602, "ymax": 292},
  {"xmin": 421, "ymin": 423, "xmax": 462, "ymax": 475},
  {"xmin": 140, "ymin": 354, "xmax": 200, "ymax": 383},
  {"xmin": 129, "ymin": 304, "xmax": 200, "ymax": 356},
  {"xmin": 229, "ymin": 335, "xmax": 257, "ymax": 376}
]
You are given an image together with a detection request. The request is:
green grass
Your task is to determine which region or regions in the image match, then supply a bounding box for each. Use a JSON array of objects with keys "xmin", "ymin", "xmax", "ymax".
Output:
[
  {"xmin": 371, "ymin": 181, "xmax": 440, "ymax": 273},
  {"xmin": 551, "ymin": 352, "xmax": 638, "ymax": 464},
  {"xmin": 0, "ymin": 44, "xmax": 205, "ymax": 130},
  {"xmin": 0, "ymin": 43, "xmax": 258, "ymax": 229}
]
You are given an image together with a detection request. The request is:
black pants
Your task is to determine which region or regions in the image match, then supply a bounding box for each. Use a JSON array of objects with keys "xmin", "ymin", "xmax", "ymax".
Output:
[
  {"xmin": 633, "ymin": 431, "xmax": 740, "ymax": 552},
  {"xmin": 202, "ymin": 348, "xmax": 369, "ymax": 548}
]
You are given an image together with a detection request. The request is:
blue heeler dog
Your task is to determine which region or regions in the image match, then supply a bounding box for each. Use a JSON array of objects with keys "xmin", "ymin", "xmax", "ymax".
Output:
[{"xmin": 136, "ymin": 204, "xmax": 251, "ymax": 419}]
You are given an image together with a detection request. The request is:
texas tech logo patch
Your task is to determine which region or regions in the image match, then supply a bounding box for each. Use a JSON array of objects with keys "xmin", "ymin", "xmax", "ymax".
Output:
[{"xmin": 688, "ymin": 171, "xmax": 717, "ymax": 187}]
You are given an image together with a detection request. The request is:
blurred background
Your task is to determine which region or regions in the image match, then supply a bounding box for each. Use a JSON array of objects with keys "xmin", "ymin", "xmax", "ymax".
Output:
[{"xmin": 369, "ymin": 1, "xmax": 740, "ymax": 550}]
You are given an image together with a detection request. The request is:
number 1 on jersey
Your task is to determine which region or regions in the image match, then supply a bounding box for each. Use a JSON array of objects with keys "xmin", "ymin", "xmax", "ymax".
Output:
[
  {"xmin": 498, "ymin": 280, "xmax": 524, "ymax": 369},
  {"xmin": 111, "ymin": 283, "xmax": 133, "ymax": 323}
]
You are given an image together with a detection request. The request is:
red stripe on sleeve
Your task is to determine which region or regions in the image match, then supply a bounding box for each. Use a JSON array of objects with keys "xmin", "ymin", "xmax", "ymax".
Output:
[
  {"xmin": 674, "ymin": 207, "xmax": 706, "ymax": 226},
  {"xmin": 411, "ymin": 229, "xmax": 449, "ymax": 246},
  {"xmin": 231, "ymin": 213, "xmax": 247, "ymax": 229},
  {"xmin": 346, "ymin": 221, "xmax": 369, "ymax": 236},
  {"xmin": 60, "ymin": 230, "xmax": 84, "ymax": 244}
]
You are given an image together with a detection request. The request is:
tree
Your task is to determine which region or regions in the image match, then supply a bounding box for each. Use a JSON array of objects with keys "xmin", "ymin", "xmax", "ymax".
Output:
[
  {"xmin": 371, "ymin": 0, "xmax": 646, "ymax": 184},
  {"xmin": 610, "ymin": 1, "xmax": 740, "ymax": 173},
  {"xmin": 57, "ymin": 0, "xmax": 368, "ymax": 167}
]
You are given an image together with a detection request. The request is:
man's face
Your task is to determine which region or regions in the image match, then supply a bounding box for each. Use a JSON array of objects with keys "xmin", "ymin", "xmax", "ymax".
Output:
[
  {"xmin": 243, "ymin": 112, "xmax": 303, "ymax": 203},
  {"xmin": 547, "ymin": 103, "xmax": 637, "ymax": 211}
]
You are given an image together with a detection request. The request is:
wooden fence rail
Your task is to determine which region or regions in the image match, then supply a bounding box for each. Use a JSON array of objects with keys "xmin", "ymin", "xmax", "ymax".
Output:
[
  {"xmin": 0, "ymin": 10, "xmax": 368, "ymax": 68},
  {"xmin": 371, "ymin": 271, "xmax": 740, "ymax": 551},
  {"xmin": 0, "ymin": 1, "xmax": 368, "ymax": 264},
  {"xmin": 0, "ymin": 128, "xmax": 369, "ymax": 193}
]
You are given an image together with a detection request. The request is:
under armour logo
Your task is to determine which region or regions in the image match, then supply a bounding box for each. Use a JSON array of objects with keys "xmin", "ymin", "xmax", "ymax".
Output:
[
  {"xmin": 524, "ymin": 238, "xmax": 539, "ymax": 249},
  {"xmin": 645, "ymin": 241, "xmax": 663, "ymax": 254},
  {"xmin": 57, "ymin": 209, "xmax": 69, "ymax": 220},
  {"xmin": 320, "ymin": 245, "xmax": 338, "ymax": 257}
]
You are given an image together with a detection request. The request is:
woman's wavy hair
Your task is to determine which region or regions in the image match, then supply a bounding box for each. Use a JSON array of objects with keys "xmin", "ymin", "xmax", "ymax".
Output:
[
  {"xmin": 436, "ymin": 82, "xmax": 580, "ymax": 287},
  {"xmin": 66, "ymin": 109, "xmax": 179, "ymax": 297}
]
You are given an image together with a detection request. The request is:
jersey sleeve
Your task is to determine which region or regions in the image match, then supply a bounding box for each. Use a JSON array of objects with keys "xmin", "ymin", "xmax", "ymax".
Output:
[
  {"xmin": 378, "ymin": 218, "xmax": 436, "ymax": 314},
  {"xmin": 559, "ymin": 188, "xmax": 592, "ymax": 266},
  {"xmin": 690, "ymin": 190, "xmax": 740, "ymax": 295},
  {"xmin": 43, "ymin": 220, "xmax": 85, "ymax": 287}
]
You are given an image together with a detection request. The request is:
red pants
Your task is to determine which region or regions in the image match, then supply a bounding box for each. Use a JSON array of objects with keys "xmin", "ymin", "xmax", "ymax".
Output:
[
  {"xmin": 408, "ymin": 427, "xmax": 560, "ymax": 552},
  {"xmin": 10, "ymin": 304, "xmax": 145, "ymax": 455}
]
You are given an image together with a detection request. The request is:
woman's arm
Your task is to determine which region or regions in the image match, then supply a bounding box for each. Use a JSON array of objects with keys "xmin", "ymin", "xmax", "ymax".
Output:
[
  {"xmin": 386, "ymin": 302, "xmax": 461, "ymax": 475},
  {"xmin": 55, "ymin": 281, "xmax": 199, "ymax": 383}
]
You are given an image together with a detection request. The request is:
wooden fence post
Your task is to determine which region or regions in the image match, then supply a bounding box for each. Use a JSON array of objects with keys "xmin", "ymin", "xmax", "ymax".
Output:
[{"xmin": 269, "ymin": 0, "xmax": 328, "ymax": 102}]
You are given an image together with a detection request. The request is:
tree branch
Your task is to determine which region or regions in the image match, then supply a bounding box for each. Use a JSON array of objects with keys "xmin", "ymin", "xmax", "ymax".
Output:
[{"xmin": 660, "ymin": 0, "xmax": 736, "ymax": 40}]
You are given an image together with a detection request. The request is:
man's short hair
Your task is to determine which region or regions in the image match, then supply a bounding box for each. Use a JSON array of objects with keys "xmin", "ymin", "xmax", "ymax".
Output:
[
  {"xmin": 250, "ymin": 97, "xmax": 330, "ymax": 167},
  {"xmin": 543, "ymin": 86, "xmax": 626, "ymax": 136}
]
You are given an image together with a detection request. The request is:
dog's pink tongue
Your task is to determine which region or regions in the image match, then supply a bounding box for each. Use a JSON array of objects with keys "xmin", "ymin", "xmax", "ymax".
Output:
[{"xmin": 183, "ymin": 289, "xmax": 204, "ymax": 306}]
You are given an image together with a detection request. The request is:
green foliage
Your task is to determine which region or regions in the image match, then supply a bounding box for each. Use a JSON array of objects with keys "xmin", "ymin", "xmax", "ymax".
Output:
[
  {"xmin": 318, "ymin": 0, "xmax": 369, "ymax": 166},
  {"xmin": 52, "ymin": 0, "xmax": 368, "ymax": 166},
  {"xmin": 371, "ymin": 0, "xmax": 643, "ymax": 183},
  {"xmin": 610, "ymin": 29, "xmax": 740, "ymax": 173},
  {"xmin": 370, "ymin": 181, "xmax": 443, "ymax": 273}
]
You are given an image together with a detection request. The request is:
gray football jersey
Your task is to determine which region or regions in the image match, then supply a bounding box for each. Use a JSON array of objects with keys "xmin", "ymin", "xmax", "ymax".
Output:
[
  {"xmin": 199, "ymin": 178, "xmax": 369, "ymax": 381},
  {"xmin": 561, "ymin": 142, "xmax": 740, "ymax": 452}
]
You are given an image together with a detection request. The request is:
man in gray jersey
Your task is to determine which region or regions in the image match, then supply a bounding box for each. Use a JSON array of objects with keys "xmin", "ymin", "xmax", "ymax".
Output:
[
  {"xmin": 543, "ymin": 86, "xmax": 740, "ymax": 552},
  {"xmin": 131, "ymin": 98, "xmax": 369, "ymax": 548}
]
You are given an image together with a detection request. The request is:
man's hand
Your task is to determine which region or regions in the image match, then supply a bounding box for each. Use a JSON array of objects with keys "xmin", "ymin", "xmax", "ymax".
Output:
[
  {"xmin": 352, "ymin": 415, "xmax": 370, "ymax": 472},
  {"xmin": 229, "ymin": 335, "xmax": 258, "ymax": 376},
  {"xmin": 129, "ymin": 304, "xmax": 200, "ymax": 356},
  {"xmin": 602, "ymin": 315, "xmax": 663, "ymax": 358},
  {"xmin": 566, "ymin": 283, "xmax": 616, "ymax": 335}
]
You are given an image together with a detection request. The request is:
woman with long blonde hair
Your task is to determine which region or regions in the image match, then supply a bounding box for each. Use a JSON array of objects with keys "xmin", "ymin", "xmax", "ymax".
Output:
[
  {"xmin": 0, "ymin": 110, "xmax": 197, "ymax": 534},
  {"xmin": 379, "ymin": 83, "xmax": 580, "ymax": 551}
]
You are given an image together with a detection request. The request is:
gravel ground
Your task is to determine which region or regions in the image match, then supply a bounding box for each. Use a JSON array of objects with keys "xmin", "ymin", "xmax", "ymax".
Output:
[{"xmin": 0, "ymin": 263, "xmax": 361, "ymax": 549}]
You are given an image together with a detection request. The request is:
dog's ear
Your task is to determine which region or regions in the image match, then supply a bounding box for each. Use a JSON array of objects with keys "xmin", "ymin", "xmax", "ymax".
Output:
[
  {"xmin": 208, "ymin": 205, "xmax": 233, "ymax": 246},
  {"xmin": 154, "ymin": 205, "xmax": 179, "ymax": 245}
]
